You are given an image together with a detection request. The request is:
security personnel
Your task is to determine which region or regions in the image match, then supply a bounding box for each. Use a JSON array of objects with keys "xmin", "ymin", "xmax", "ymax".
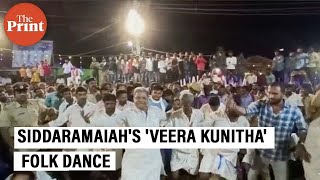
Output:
[{"xmin": 0, "ymin": 82, "xmax": 55, "ymax": 149}]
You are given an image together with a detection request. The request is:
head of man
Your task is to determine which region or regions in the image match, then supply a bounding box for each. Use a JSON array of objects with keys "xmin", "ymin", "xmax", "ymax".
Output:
[
  {"xmin": 239, "ymin": 86, "xmax": 249, "ymax": 96},
  {"xmin": 151, "ymin": 84, "xmax": 163, "ymax": 101},
  {"xmin": 101, "ymin": 82, "xmax": 113, "ymax": 93},
  {"xmin": 89, "ymin": 81, "xmax": 98, "ymax": 92},
  {"xmin": 75, "ymin": 87, "xmax": 87, "ymax": 106},
  {"xmin": 300, "ymin": 84, "xmax": 313, "ymax": 97},
  {"xmin": 172, "ymin": 82, "xmax": 181, "ymax": 94},
  {"xmin": 0, "ymin": 90, "xmax": 7, "ymax": 103},
  {"xmin": 285, "ymin": 84, "xmax": 295, "ymax": 97},
  {"xmin": 227, "ymin": 50, "xmax": 233, "ymax": 57},
  {"xmin": 5, "ymin": 83, "xmax": 13, "ymax": 95},
  {"xmin": 56, "ymin": 84, "xmax": 66, "ymax": 98},
  {"xmin": 116, "ymin": 90, "xmax": 128, "ymax": 106},
  {"xmin": 209, "ymin": 96, "xmax": 220, "ymax": 112},
  {"xmin": 274, "ymin": 50, "xmax": 279, "ymax": 56},
  {"xmin": 268, "ymin": 83, "xmax": 284, "ymax": 105},
  {"xmin": 203, "ymin": 84, "xmax": 213, "ymax": 96},
  {"xmin": 116, "ymin": 83, "xmax": 126, "ymax": 91},
  {"xmin": 102, "ymin": 93, "xmax": 117, "ymax": 116},
  {"xmin": 172, "ymin": 98, "xmax": 181, "ymax": 111},
  {"xmin": 34, "ymin": 87, "xmax": 45, "ymax": 99},
  {"xmin": 14, "ymin": 83, "xmax": 29, "ymax": 103},
  {"xmin": 61, "ymin": 87, "xmax": 72, "ymax": 102},
  {"xmin": 180, "ymin": 91, "xmax": 194, "ymax": 108},
  {"xmin": 11, "ymin": 171, "xmax": 36, "ymax": 180},
  {"xmin": 162, "ymin": 89, "xmax": 174, "ymax": 104},
  {"xmin": 133, "ymin": 87, "xmax": 148, "ymax": 111}
]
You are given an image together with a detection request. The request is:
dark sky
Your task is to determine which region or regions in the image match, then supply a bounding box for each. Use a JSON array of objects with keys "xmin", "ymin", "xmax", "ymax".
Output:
[{"xmin": 1, "ymin": 0, "xmax": 320, "ymax": 59}]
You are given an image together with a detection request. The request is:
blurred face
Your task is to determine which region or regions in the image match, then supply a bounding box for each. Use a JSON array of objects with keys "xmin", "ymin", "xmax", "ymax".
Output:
[
  {"xmin": 35, "ymin": 89, "xmax": 44, "ymax": 98},
  {"xmin": 134, "ymin": 91, "xmax": 148, "ymax": 110},
  {"xmin": 173, "ymin": 84, "xmax": 181, "ymax": 93},
  {"xmin": 117, "ymin": 85, "xmax": 126, "ymax": 91},
  {"xmin": 228, "ymin": 52, "xmax": 233, "ymax": 56},
  {"xmin": 12, "ymin": 174, "xmax": 31, "ymax": 180},
  {"xmin": 63, "ymin": 91, "xmax": 72, "ymax": 101},
  {"xmin": 210, "ymin": 105, "xmax": 219, "ymax": 112},
  {"xmin": 285, "ymin": 87, "xmax": 293, "ymax": 97},
  {"xmin": 5, "ymin": 85, "xmax": 13, "ymax": 94},
  {"xmin": 15, "ymin": 90, "xmax": 28, "ymax": 102},
  {"xmin": 257, "ymin": 91, "xmax": 266, "ymax": 100},
  {"xmin": 226, "ymin": 107, "xmax": 238, "ymax": 117},
  {"xmin": 76, "ymin": 91, "xmax": 87, "ymax": 104},
  {"xmin": 300, "ymin": 88, "xmax": 308, "ymax": 96},
  {"xmin": 118, "ymin": 93, "xmax": 128, "ymax": 105},
  {"xmin": 151, "ymin": 90, "xmax": 162, "ymax": 101},
  {"xmin": 65, "ymin": 60, "xmax": 68, "ymax": 63},
  {"xmin": 274, "ymin": 51, "xmax": 279, "ymax": 56},
  {"xmin": 104, "ymin": 100, "xmax": 116, "ymax": 114},
  {"xmin": 100, "ymin": 89, "xmax": 109, "ymax": 96},
  {"xmin": 240, "ymin": 88, "xmax": 247, "ymax": 96},
  {"xmin": 173, "ymin": 100, "xmax": 181, "ymax": 111},
  {"xmin": 181, "ymin": 94, "xmax": 194, "ymax": 107},
  {"xmin": 297, "ymin": 48, "xmax": 302, "ymax": 53},
  {"xmin": 89, "ymin": 81, "xmax": 97, "ymax": 90},
  {"xmin": 0, "ymin": 91, "xmax": 7, "ymax": 102},
  {"xmin": 268, "ymin": 86, "xmax": 283, "ymax": 105},
  {"xmin": 161, "ymin": 55, "xmax": 165, "ymax": 59}
]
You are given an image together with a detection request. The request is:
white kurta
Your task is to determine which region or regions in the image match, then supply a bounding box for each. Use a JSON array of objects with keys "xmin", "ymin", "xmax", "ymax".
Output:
[
  {"xmin": 117, "ymin": 106, "xmax": 168, "ymax": 180},
  {"xmin": 49, "ymin": 101, "xmax": 96, "ymax": 127},
  {"xmin": 169, "ymin": 108, "xmax": 204, "ymax": 175},
  {"xmin": 303, "ymin": 117, "xmax": 320, "ymax": 180},
  {"xmin": 199, "ymin": 113, "xmax": 249, "ymax": 180},
  {"xmin": 90, "ymin": 110, "xmax": 123, "ymax": 170}
]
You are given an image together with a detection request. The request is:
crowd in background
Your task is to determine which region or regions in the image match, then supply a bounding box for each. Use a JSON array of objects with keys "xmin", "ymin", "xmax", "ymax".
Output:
[{"xmin": 0, "ymin": 47, "xmax": 319, "ymax": 180}]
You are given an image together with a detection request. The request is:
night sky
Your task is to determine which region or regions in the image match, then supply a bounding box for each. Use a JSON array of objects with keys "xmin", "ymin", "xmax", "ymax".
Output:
[{"xmin": 1, "ymin": 0, "xmax": 320, "ymax": 59}]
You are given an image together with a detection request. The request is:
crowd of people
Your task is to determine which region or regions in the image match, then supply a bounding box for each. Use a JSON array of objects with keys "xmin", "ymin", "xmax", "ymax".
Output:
[
  {"xmin": 0, "ymin": 47, "xmax": 319, "ymax": 180},
  {"xmin": 80, "ymin": 47, "xmax": 320, "ymax": 89}
]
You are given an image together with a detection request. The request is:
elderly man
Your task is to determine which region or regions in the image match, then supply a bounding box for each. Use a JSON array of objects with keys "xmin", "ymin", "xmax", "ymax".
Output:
[
  {"xmin": 169, "ymin": 91, "xmax": 205, "ymax": 179},
  {"xmin": 117, "ymin": 87, "xmax": 168, "ymax": 180}
]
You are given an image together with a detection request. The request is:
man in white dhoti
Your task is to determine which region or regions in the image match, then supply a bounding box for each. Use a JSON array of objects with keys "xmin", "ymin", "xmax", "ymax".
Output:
[
  {"xmin": 117, "ymin": 87, "xmax": 168, "ymax": 180},
  {"xmin": 169, "ymin": 92, "xmax": 205, "ymax": 179},
  {"xmin": 199, "ymin": 95, "xmax": 249, "ymax": 180}
]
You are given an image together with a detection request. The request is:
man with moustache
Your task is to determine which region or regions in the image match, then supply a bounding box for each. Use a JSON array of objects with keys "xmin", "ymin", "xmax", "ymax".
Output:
[
  {"xmin": 227, "ymin": 82, "xmax": 309, "ymax": 180},
  {"xmin": 117, "ymin": 87, "xmax": 169, "ymax": 180},
  {"xmin": 85, "ymin": 78, "xmax": 99, "ymax": 104}
]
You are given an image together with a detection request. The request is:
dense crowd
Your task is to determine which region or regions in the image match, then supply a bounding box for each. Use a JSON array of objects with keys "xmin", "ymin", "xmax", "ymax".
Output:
[{"xmin": 0, "ymin": 47, "xmax": 319, "ymax": 180}]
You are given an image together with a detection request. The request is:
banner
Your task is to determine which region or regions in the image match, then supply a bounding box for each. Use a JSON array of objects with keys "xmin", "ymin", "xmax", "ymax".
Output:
[{"xmin": 12, "ymin": 40, "xmax": 53, "ymax": 67}]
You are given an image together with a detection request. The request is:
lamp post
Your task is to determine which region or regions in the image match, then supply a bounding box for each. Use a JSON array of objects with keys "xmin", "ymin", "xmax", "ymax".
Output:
[{"xmin": 125, "ymin": 9, "xmax": 144, "ymax": 55}]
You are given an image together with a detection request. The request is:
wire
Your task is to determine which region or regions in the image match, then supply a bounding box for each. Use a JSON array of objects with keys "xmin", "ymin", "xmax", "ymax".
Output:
[
  {"xmin": 73, "ymin": 42, "xmax": 127, "ymax": 56},
  {"xmin": 75, "ymin": 21, "xmax": 118, "ymax": 43},
  {"xmin": 151, "ymin": 6, "xmax": 320, "ymax": 12},
  {"xmin": 154, "ymin": 9, "xmax": 320, "ymax": 16}
]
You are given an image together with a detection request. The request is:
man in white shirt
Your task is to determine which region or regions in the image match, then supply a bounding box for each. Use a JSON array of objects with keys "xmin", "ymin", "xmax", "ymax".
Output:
[
  {"xmin": 243, "ymin": 72, "xmax": 257, "ymax": 86},
  {"xmin": 284, "ymin": 85, "xmax": 303, "ymax": 107},
  {"xmin": 146, "ymin": 52, "xmax": 154, "ymax": 85},
  {"xmin": 87, "ymin": 93, "xmax": 122, "ymax": 179},
  {"xmin": 46, "ymin": 87, "xmax": 96, "ymax": 127},
  {"xmin": 116, "ymin": 89, "xmax": 134, "ymax": 112},
  {"xmin": 62, "ymin": 60, "xmax": 73, "ymax": 84},
  {"xmin": 226, "ymin": 51, "xmax": 237, "ymax": 70},
  {"xmin": 158, "ymin": 55, "xmax": 167, "ymax": 84},
  {"xmin": 117, "ymin": 87, "xmax": 169, "ymax": 180},
  {"xmin": 58, "ymin": 87, "xmax": 76, "ymax": 114}
]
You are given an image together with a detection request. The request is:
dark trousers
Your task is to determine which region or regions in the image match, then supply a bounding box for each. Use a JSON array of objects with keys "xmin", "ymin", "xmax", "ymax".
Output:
[{"xmin": 273, "ymin": 70, "xmax": 284, "ymax": 82}]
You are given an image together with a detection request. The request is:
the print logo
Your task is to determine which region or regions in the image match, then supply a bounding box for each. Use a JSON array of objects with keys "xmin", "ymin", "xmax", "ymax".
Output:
[{"xmin": 4, "ymin": 3, "xmax": 47, "ymax": 46}]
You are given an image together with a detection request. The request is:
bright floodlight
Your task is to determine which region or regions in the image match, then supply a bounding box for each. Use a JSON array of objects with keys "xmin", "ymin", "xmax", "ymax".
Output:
[
  {"xmin": 128, "ymin": 41, "xmax": 133, "ymax": 47},
  {"xmin": 126, "ymin": 9, "xmax": 145, "ymax": 37}
]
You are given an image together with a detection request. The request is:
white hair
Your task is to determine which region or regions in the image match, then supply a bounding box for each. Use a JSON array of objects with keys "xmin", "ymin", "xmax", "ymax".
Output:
[
  {"xmin": 179, "ymin": 90, "xmax": 194, "ymax": 100},
  {"xmin": 133, "ymin": 87, "xmax": 148, "ymax": 96}
]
